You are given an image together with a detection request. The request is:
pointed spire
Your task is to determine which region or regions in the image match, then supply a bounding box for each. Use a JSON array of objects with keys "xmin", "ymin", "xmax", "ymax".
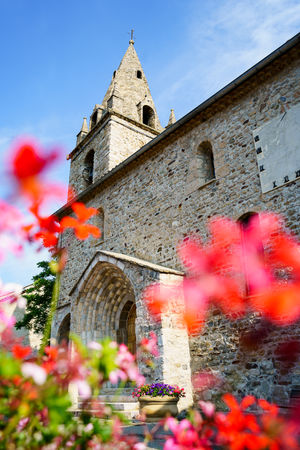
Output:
[
  {"xmin": 101, "ymin": 43, "xmax": 163, "ymax": 131},
  {"xmin": 81, "ymin": 117, "xmax": 88, "ymax": 133},
  {"xmin": 167, "ymin": 109, "xmax": 176, "ymax": 127},
  {"xmin": 76, "ymin": 117, "xmax": 89, "ymax": 145}
]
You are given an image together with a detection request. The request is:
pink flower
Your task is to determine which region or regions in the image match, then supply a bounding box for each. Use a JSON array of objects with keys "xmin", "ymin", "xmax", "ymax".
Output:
[
  {"xmin": 87, "ymin": 341, "xmax": 102, "ymax": 351},
  {"xmin": 146, "ymin": 213, "xmax": 300, "ymax": 333},
  {"xmin": 198, "ymin": 400, "xmax": 215, "ymax": 417},
  {"xmin": 17, "ymin": 417, "xmax": 30, "ymax": 431},
  {"xmin": 139, "ymin": 331, "xmax": 159, "ymax": 357},
  {"xmin": 0, "ymin": 308, "xmax": 16, "ymax": 328},
  {"xmin": 164, "ymin": 418, "xmax": 200, "ymax": 448},
  {"xmin": 21, "ymin": 363, "xmax": 47, "ymax": 385},
  {"xmin": 133, "ymin": 443, "xmax": 146, "ymax": 450},
  {"xmin": 109, "ymin": 344, "xmax": 145, "ymax": 385},
  {"xmin": 0, "ymin": 280, "xmax": 24, "ymax": 305},
  {"xmin": 75, "ymin": 379, "xmax": 91, "ymax": 399},
  {"xmin": 109, "ymin": 369, "xmax": 127, "ymax": 384},
  {"xmin": 0, "ymin": 200, "xmax": 24, "ymax": 261},
  {"xmin": 84, "ymin": 423, "xmax": 93, "ymax": 433}
]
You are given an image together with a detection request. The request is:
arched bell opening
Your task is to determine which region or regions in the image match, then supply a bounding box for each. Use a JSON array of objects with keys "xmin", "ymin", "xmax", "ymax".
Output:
[
  {"xmin": 142, "ymin": 105, "xmax": 155, "ymax": 127},
  {"xmin": 117, "ymin": 301, "xmax": 136, "ymax": 354},
  {"xmin": 57, "ymin": 313, "xmax": 70, "ymax": 345}
]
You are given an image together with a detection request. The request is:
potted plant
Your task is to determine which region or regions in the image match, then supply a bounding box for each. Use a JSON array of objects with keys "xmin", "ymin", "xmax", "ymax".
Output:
[{"xmin": 132, "ymin": 383, "xmax": 185, "ymax": 421}]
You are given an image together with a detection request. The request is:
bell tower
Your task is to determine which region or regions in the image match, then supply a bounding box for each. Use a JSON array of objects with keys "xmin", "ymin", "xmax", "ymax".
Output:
[{"xmin": 68, "ymin": 35, "xmax": 163, "ymax": 195}]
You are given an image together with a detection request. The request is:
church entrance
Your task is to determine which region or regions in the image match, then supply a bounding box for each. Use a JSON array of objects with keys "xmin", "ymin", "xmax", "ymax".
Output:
[
  {"xmin": 117, "ymin": 301, "xmax": 136, "ymax": 354},
  {"xmin": 73, "ymin": 260, "xmax": 137, "ymax": 347}
]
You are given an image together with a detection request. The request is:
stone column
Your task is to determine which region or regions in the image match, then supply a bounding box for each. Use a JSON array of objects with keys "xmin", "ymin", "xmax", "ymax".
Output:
[{"xmin": 159, "ymin": 273, "xmax": 193, "ymax": 412}]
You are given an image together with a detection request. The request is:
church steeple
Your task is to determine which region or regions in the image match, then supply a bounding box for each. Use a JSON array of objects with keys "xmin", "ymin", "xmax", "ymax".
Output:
[
  {"xmin": 101, "ymin": 41, "xmax": 162, "ymax": 131},
  {"xmin": 70, "ymin": 40, "xmax": 163, "ymax": 193}
]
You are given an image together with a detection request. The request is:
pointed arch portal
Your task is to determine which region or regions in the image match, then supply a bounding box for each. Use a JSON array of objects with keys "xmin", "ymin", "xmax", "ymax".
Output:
[
  {"xmin": 64, "ymin": 250, "xmax": 193, "ymax": 410},
  {"xmin": 73, "ymin": 260, "xmax": 136, "ymax": 346}
]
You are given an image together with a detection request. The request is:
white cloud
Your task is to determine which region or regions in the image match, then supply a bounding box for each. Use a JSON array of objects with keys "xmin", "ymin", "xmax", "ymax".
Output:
[{"xmin": 155, "ymin": 0, "xmax": 300, "ymax": 124}]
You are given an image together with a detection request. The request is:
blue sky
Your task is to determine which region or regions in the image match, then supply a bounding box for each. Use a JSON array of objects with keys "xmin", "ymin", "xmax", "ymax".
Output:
[{"xmin": 1, "ymin": 0, "xmax": 300, "ymax": 286}]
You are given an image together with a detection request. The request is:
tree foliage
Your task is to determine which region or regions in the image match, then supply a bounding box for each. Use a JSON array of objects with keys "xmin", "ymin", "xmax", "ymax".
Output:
[{"xmin": 15, "ymin": 261, "xmax": 55, "ymax": 334}]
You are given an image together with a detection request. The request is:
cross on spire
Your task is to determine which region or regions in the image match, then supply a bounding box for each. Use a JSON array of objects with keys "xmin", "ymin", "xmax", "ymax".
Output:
[{"xmin": 129, "ymin": 29, "xmax": 135, "ymax": 45}]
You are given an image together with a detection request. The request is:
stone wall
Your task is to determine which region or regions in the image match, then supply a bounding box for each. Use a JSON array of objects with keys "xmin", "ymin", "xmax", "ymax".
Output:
[
  {"xmin": 58, "ymin": 46, "xmax": 300, "ymax": 404},
  {"xmin": 189, "ymin": 312, "xmax": 300, "ymax": 406}
]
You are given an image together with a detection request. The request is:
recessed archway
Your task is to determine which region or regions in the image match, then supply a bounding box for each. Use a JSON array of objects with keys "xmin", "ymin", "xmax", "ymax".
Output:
[
  {"xmin": 73, "ymin": 261, "xmax": 136, "ymax": 346},
  {"xmin": 117, "ymin": 301, "xmax": 136, "ymax": 354}
]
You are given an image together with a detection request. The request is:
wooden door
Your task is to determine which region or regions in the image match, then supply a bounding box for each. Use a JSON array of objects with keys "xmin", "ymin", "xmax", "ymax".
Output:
[{"xmin": 127, "ymin": 304, "xmax": 136, "ymax": 354}]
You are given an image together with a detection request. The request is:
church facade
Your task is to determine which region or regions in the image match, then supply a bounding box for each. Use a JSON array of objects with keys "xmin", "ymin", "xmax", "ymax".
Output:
[{"xmin": 53, "ymin": 33, "xmax": 300, "ymax": 410}]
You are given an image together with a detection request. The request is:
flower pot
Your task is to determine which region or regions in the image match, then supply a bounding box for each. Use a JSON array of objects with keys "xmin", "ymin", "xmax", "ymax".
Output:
[{"xmin": 138, "ymin": 396, "xmax": 179, "ymax": 421}]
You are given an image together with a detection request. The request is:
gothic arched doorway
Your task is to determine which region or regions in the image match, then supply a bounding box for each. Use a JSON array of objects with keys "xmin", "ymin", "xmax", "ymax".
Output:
[
  {"xmin": 73, "ymin": 261, "xmax": 136, "ymax": 347},
  {"xmin": 117, "ymin": 301, "xmax": 136, "ymax": 354}
]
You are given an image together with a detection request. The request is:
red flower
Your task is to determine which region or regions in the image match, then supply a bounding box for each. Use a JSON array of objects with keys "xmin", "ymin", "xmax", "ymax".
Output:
[
  {"xmin": 60, "ymin": 202, "xmax": 101, "ymax": 240},
  {"xmin": 42, "ymin": 347, "xmax": 59, "ymax": 373},
  {"xmin": 12, "ymin": 344, "xmax": 31, "ymax": 360},
  {"xmin": 12, "ymin": 139, "xmax": 57, "ymax": 179},
  {"xmin": 24, "ymin": 204, "xmax": 61, "ymax": 251},
  {"xmin": 250, "ymin": 283, "xmax": 300, "ymax": 324},
  {"xmin": 10, "ymin": 138, "xmax": 58, "ymax": 202},
  {"xmin": 145, "ymin": 213, "xmax": 300, "ymax": 334},
  {"xmin": 45, "ymin": 346, "xmax": 58, "ymax": 360}
]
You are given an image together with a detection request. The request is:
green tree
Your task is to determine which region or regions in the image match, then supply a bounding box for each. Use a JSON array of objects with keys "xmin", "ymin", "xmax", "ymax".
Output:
[{"xmin": 15, "ymin": 261, "xmax": 55, "ymax": 335}]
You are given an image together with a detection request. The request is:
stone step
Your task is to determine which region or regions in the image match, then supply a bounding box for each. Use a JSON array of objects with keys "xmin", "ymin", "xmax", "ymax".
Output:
[
  {"xmin": 107, "ymin": 402, "xmax": 139, "ymax": 411},
  {"xmin": 72, "ymin": 409, "xmax": 140, "ymax": 420},
  {"xmin": 101, "ymin": 388, "xmax": 134, "ymax": 396},
  {"xmin": 78, "ymin": 394, "xmax": 140, "ymax": 420},
  {"xmin": 78, "ymin": 400, "xmax": 139, "ymax": 411},
  {"xmin": 78, "ymin": 395, "xmax": 138, "ymax": 405},
  {"xmin": 98, "ymin": 394, "xmax": 137, "ymax": 403}
]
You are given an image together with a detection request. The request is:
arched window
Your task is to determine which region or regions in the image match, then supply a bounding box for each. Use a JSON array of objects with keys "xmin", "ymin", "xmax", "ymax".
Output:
[
  {"xmin": 137, "ymin": 70, "xmax": 142, "ymax": 79},
  {"xmin": 239, "ymin": 212, "xmax": 257, "ymax": 229},
  {"xmin": 113, "ymin": 70, "xmax": 116, "ymax": 78},
  {"xmin": 91, "ymin": 111, "xmax": 97, "ymax": 128},
  {"xmin": 82, "ymin": 150, "xmax": 94, "ymax": 186},
  {"xmin": 238, "ymin": 212, "xmax": 261, "ymax": 296},
  {"xmin": 197, "ymin": 141, "xmax": 215, "ymax": 185},
  {"xmin": 142, "ymin": 105, "xmax": 155, "ymax": 127},
  {"xmin": 97, "ymin": 207, "xmax": 104, "ymax": 241}
]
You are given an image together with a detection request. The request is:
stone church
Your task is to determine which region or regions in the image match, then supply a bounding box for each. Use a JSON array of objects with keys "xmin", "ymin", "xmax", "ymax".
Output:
[{"xmin": 53, "ymin": 33, "xmax": 300, "ymax": 411}]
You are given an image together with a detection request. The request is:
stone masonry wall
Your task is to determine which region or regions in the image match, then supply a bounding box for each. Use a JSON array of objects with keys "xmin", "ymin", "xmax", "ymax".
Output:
[
  {"xmin": 59, "ymin": 48, "xmax": 300, "ymax": 403},
  {"xmin": 189, "ymin": 311, "xmax": 300, "ymax": 406}
]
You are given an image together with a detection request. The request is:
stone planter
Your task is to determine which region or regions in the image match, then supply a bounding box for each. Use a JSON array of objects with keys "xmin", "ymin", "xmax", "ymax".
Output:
[{"xmin": 138, "ymin": 396, "xmax": 179, "ymax": 421}]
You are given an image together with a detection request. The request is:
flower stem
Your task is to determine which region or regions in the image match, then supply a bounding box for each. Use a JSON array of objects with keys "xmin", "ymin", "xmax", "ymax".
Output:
[{"xmin": 39, "ymin": 272, "xmax": 60, "ymax": 356}]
